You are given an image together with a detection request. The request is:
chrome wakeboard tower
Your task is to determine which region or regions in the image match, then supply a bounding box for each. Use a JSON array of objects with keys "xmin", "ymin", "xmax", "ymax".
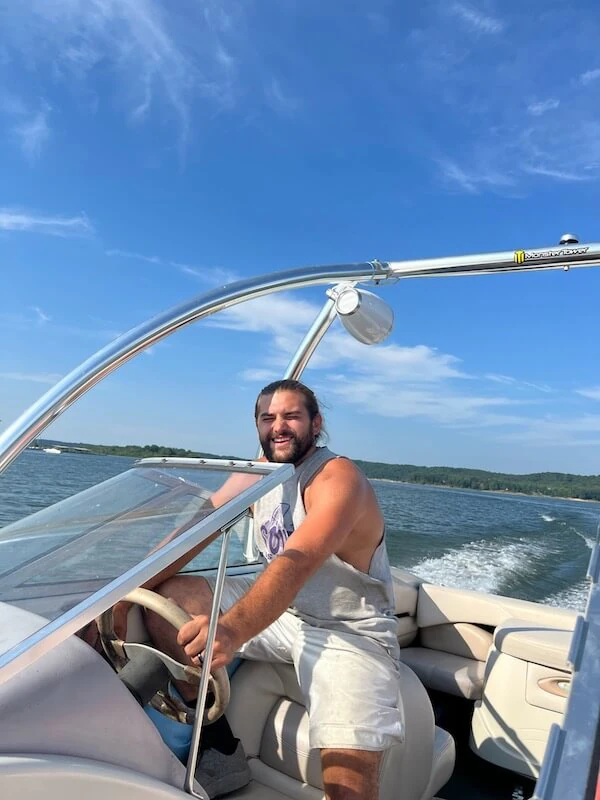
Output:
[{"xmin": 1, "ymin": 237, "xmax": 599, "ymax": 474}]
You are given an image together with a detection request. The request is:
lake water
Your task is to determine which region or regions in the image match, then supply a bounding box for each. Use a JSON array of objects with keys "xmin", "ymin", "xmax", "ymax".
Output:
[{"xmin": 1, "ymin": 450, "xmax": 598, "ymax": 611}]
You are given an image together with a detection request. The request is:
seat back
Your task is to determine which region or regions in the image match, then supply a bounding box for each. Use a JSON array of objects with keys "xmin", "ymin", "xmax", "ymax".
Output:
[
  {"xmin": 391, "ymin": 567, "xmax": 422, "ymax": 647},
  {"xmin": 227, "ymin": 659, "xmax": 437, "ymax": 800}
]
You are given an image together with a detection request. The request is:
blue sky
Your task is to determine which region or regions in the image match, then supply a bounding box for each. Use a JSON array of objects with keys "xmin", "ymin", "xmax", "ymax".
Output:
[{"xmin": 1, "ymin": 0, "xmax": 600, "ymax": 475}]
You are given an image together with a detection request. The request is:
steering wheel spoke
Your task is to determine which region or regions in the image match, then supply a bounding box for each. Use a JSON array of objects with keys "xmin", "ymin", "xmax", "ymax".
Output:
[{"xmin": 98, "ymin": 587, "xmax": 230, "ymax": 724}]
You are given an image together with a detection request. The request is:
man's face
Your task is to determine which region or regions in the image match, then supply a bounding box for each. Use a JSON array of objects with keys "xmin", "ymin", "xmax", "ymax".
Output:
[{"xmin": 256, "ymin": 390, "xmax": 321, "ymax": 464}]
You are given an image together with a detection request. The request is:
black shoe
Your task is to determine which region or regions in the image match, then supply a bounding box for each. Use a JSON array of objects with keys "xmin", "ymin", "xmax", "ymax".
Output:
[{"xmin": 195, "ymin": 741, "xmax": 251, "ymax": 798}]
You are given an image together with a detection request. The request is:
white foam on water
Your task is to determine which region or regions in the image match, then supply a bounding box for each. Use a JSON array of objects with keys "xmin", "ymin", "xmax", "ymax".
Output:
[
  {"xmin": 568, "ymin": 526, "xmax": 595, "ymax": 551},
  {"xmin": 541, "ymin": 514, "xmax": 556, "ymax": 522},
  {"xmin": 544, "ymin": 579, "xmax": 590, "ymax": 612},
  {"xmin": 408, "ymin": 538, "xmax": 540, "ymax": 594}
]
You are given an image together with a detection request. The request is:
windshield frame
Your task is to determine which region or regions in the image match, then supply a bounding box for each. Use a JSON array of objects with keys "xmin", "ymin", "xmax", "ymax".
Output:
[{"xmin": 0, "ymin": 458, "xmax": 293, "ymax": 689}]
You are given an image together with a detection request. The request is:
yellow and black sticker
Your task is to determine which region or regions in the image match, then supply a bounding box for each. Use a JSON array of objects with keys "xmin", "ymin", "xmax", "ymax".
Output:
[{"xmin": 513, "ymin": 246, "xmax": 588, "ymax": 263}]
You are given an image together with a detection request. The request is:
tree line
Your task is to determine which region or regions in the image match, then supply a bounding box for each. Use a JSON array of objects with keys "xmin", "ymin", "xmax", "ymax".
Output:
[
  {"xmin": 353, "ymin": 460, "xmax": 600, "ymax": 502},
  {"xmin": 34, "ymin": 439, "xmax": 600, "ymax": 501}
]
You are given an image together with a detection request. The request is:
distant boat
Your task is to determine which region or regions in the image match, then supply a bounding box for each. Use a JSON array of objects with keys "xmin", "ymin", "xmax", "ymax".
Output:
[{"xmin": 42, "ymin": 447, "xmax": 61, "ymax": 455}]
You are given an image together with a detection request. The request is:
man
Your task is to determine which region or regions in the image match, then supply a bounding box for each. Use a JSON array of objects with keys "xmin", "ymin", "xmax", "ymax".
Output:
[{"xmin": 147, "ymin": 380, "xmax": 403, "ymax": 800}]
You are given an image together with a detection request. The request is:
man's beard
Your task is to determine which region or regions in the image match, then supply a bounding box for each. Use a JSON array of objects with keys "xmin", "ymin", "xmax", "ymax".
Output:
[{"xmin": 260, "ymin": 430, "xmax": 315, "ymax": 464}]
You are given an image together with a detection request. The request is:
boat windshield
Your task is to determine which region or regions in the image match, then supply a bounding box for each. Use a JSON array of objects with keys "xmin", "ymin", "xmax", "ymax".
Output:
[{"xmin": 0, "ymin": 457, "xmax": 293, "ymax": 685}]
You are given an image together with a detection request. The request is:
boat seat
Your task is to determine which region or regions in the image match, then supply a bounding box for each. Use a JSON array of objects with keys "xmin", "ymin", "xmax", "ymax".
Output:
[
  {"xmin": 391, "ymin": 568, "xmax": 421, "ymax": 648},
  {"xmin": 390, "ymin": 569, "xmax": 492, "ymax": 701},
  {"xmin": 227, "ymin": 659, "xmax": 455, "ymax": 800},
  {"xmin": 401, "ymin": 647, "xmax": 486, "ymax": 700},
  {"xmin": 401, "ymin": 622, "xmax": 493, "ymax": 701}
]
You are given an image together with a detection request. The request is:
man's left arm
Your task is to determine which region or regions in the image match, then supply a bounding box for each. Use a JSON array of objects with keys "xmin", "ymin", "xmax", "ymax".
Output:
[{"xmin": 178, "ymin": 459, "xmax": 366, "ymax": 668}]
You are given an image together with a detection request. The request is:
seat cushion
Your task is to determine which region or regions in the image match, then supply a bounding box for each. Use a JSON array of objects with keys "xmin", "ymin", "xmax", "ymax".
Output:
[
  {"xmin": 420, "ymin": 623, "xmax": 492, "ymax": 662},
  {"xmin": 228, "ymin": 659, "xmax": 451, "ymax": 800},
  {"xmin": 401, "ymin": 647, "xmax": 485, "ymax": 700},
  {"xmin": 422, "ymin": 727, "xmax": 455, "ymax": 799}
]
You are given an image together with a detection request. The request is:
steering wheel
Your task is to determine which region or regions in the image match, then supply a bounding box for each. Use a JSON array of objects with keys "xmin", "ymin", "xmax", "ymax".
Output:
[{"xmin": 98, "ymin": 587, "xmax": 230, "ymax": 724}]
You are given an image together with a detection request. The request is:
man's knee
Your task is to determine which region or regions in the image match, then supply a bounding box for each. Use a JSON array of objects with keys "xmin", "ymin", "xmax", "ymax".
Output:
[
  {"xmin": 154, "ymin": 574, "xmax": 193, "ymax": 598},
  {"xmin": 321, "ymin": 748, "xmax": 381, "ymax": 800},
  {"xmin": 154, "ymin": 575, "xmax": 213, "ymax": 612}
]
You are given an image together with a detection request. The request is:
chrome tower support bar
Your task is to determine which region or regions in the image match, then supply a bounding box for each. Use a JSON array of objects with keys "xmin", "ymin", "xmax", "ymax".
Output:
[
  {"xmin": 387, "ymin": 242, "xmax": 600, "ymax": 278},
  {"xmin": 185, "ymin": 519, "xmax": 237, "ymax": 796},
  {"xmin": 283, "ymin": 293, "xmax": 338, "ymax": 381}
]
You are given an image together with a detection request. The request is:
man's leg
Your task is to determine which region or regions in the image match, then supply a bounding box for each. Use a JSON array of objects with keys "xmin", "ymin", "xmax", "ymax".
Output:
[
  {"xmin": 293, "ymin": 625, "xmax": 403, "ymax": 800},
  {"xmin": 321, "ymin": 748, "xmax": 382, "ymax": 800}
]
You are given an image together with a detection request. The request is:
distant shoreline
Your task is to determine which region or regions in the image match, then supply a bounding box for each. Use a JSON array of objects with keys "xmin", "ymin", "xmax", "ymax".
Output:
[
  {"xmin": 371, "ymin": 477, "xmax": 600, "ymax": 504},
  {"xmin": 30, "ymin": 438, "xmax": 600, "ymax": 503}
]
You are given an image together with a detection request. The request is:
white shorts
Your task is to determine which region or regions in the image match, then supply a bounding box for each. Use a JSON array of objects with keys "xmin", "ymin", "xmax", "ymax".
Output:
[{"xmin": 207, "ymin": 573, "xmax": 404, "ymax": 751}]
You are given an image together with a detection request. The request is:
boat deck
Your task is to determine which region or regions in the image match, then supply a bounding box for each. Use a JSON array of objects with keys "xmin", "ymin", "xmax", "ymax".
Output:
[{"xmin": 430, "ymin": 691, "xmax": 536, "ymax": 800}]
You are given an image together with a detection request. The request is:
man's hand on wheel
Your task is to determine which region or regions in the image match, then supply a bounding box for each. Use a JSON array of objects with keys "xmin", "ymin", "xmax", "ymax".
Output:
[{"xmin": 177, "ymin": 614, "xmax": 240, "ymax": 671}]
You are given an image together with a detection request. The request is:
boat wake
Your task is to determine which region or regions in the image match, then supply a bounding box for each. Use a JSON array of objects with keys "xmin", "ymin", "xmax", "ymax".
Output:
[
  {"xmin": 408, "ymin": 538, "xmax": 539, "ymax": 595},
  {"xmin": 568, "ymin": 525, "xmax": 594, "ymax": 550},
  {"xmin": 406, "ymin": 531, "xmax": 591, "ymax": 611},
  {"xmin": 544, "ymin": 579, "xmax": 590, "ymax": 611}
]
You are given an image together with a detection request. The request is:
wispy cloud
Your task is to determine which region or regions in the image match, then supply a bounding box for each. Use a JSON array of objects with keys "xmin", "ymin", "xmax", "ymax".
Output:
[
  {"xmin": 325, "ymin": 375, "xmax": 522, "ymax": 427},
  {"xmin": 13, "ymin": 105, "xmax": 51, "ymax": 162},
  {"xmin": 522, "ymin": 164, "xmax": 592, "ymax": 182},
  {"xmin": 486, "ymin": 373, "xmax": 516, "ymax": 385},
  {"xmin": 437, "ymin": 158, "xmax": 515, "ymax": 194},
  {"xmin": 522, "ymin": 381, "xmax": 553, "ymax": 394},
  {"xmin": 576, "ymin": 387, "xmax": 600, "ymax": 401},
  {"xmin": 500, "ymin": 414, "xmax": 600, "ymax": 448},
  {"xmin": 264, "ymin": 77, "xmax": 300, "ymax": 117},
  {"xmin": 105, "ymin": 248, "xmax": 235, "ymax": 284},
  {"xmin": 213, "ymin": 290, "xmax": 587, "ymax": 440},
  {"xmin": 212, "ymin": 291, "xmax": 535, "ymax": 430},
  {"xmin": 1, "ymin": 1, "xmax": 246, "ymax": 156},
  {"xmin": 406, "ymin": 4, "xmax": 600, "ymax": 193},
  {"xmin": 437, "ymin": 160, "xmax": 478, "ymax": 194},
  {"xmin": 579, "ymin": 68, "xmax": 600, "ymax": 86},
  {"xmin": 215, "ymin": 292, "xmax": 466, "ymax": 383},
  {"xmin": 0, "ymin": 309, "xmax": 117, "ymax": 340},
  {"xmin": 106, "ymin": 249, "xmax": 162, "ymax": 266},
  {"xmin": 0, "ymin": 208, "xmax": 93, "ymax": 237},
  {"xmin": 527, "ymin": 98, "xmax": 559, "ymax": 116},
  {"xmin": 0, "ymin": 92, "xmax": 51, "ymax": 162},
  {"xmin": 486, "ymin": 373, "xmax": 552, "ymax": 393},
  {"xmin": 239, "ymin": 368, "xmax": 281, "ymax": 383},
  {"xmin": 31, "ymin": 306, "xmax": 51, "ymax": 324},
  {"xmin": 0, "ymin": 371, "xmax": 62, "ymax": 384},
  {"xmin": 450, "ymin": 3, "xmax": 504, "ymax": 35}
]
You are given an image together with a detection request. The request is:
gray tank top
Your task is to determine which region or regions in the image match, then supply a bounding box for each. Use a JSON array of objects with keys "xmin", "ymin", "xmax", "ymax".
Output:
[{"xmin": 253, "ymin": 447, "xmax": 399, "ymax": 657}]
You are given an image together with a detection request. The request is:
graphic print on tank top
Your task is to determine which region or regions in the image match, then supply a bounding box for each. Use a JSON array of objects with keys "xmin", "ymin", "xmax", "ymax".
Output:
[{"xmin": 260, "ymin": 502, "xmax": 294, "ymax": 562}]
